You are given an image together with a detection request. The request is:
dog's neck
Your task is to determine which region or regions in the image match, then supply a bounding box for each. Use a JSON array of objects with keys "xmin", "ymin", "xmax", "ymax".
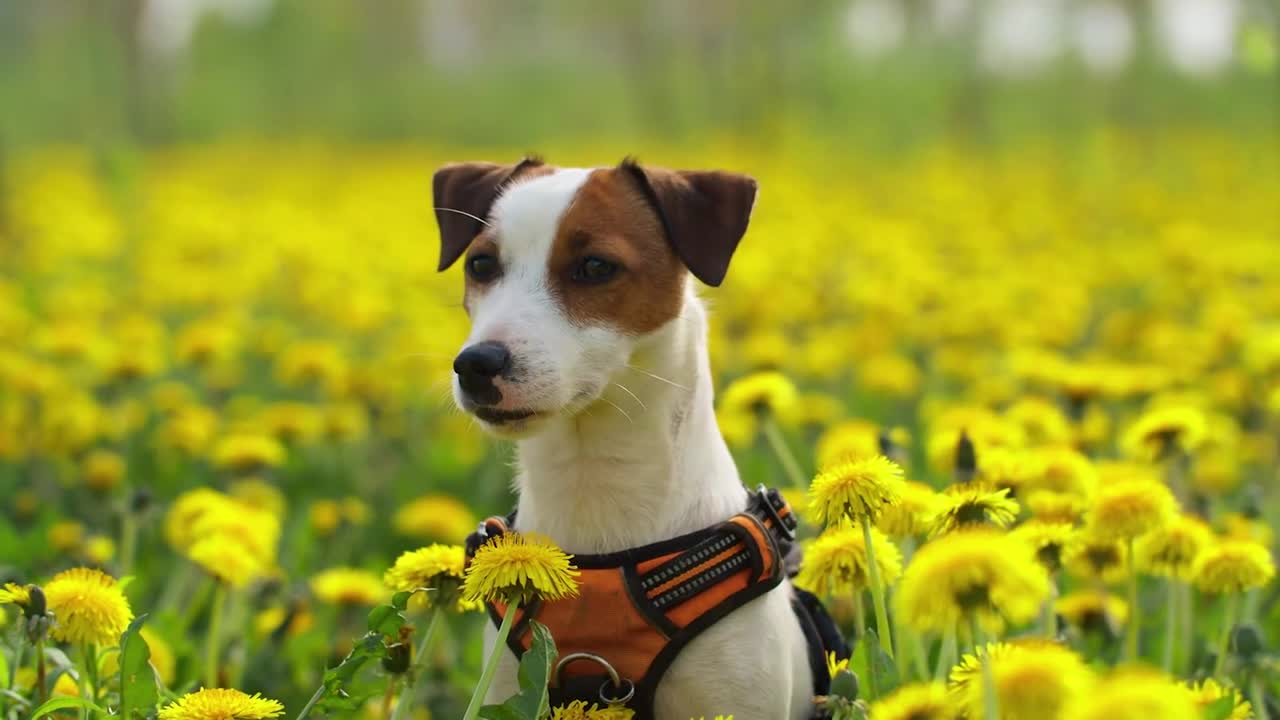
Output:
[{"xmin": 513, "ymin": 284, "xmax": 746, "ymax": 554}]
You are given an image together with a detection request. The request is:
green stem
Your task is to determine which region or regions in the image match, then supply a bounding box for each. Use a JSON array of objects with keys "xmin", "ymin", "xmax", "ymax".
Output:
[
  {"xmin": 1250, "ymin": 677, "xmax": 1269, "ymax": 720},
  {"xmin": 1213, "ymin": 593, "xmax": 1239, "ymax": 679},
  {"xmin": 934, "ymin": 628, "xmax": 956, "ymax": 682},
  {"xmin": 1163, "ymin": 580, "xmax": 1177, "ymax": 673},
  {"xmin": 1180, "ymin": 582, "xmax": 1194, "ymax": 674},
  {"xmin": 462, "ymin": 602, "xmax": 518, "ymax": 720},
  {"xmin": 1041, "ymin": 577, "xmax": 1058, "ymax": 638},
  {"xmin": 205, "ymin": 584, "xmax": 228, "ymax": 688},
  {"xmin": 390, "ymin": 607, "xmax": 445, "ymax": 720},
  {"xmin": 1124, "ymin": 538, "xmax": 1139, "ymax": 661},
  {"xmin": 79, "ymin": 643, "xmax": 98, "ymax": 720},
  {"xmin": 34, "ymin": 639, "xmax": 46, "ymax": 706},
  {"xmin": 294, "ymin": 684, "xmax": 327, "ymax": 720},
  {"xmin": 861, "ymin": 516, "xmax": 894, "ymax": 658},
  {"xmin": 120, "ymin": 504, "xmax": 138, "ymax": 577},
  {"xmin": 910, "ymin": 630, "xmax": 929, "ymax": 681},
  {"xmin": 762, "ymin": 416, "xmax": 807, "ymax": 488},
  {"xmin": 971, "ymin": 617, "xmax": 998, "ymax": 720}
]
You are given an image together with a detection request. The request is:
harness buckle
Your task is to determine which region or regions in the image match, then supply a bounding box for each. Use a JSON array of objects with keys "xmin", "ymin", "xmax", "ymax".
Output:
[
  {"xmin": 754, "ymin": 484, "xmax": 797, "ymax": 543},
  {"xmin": 552, "ymin": 652, "xmax": 635, "ymax": 706}
]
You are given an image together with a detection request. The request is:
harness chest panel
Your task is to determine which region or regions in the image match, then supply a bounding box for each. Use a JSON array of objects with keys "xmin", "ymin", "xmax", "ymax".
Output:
[{"xmin": 469, "ymin": 487, "xmax": 803, "ymax": 717}]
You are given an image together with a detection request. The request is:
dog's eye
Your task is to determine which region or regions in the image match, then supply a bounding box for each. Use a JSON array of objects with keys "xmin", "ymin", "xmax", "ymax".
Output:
[
  {"xmin": 573, "ymin": 257, "xmax": 619, "ymax": 284},
  {"xmin": 466, "ymin": 254, "xmax": 500, "ymax": 282}
]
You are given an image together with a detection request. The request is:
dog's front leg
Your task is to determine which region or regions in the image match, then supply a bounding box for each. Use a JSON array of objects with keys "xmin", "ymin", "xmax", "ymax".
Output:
[{"xmin": 480, "ymin": 623, "xmax": 522, "ymax": 704}]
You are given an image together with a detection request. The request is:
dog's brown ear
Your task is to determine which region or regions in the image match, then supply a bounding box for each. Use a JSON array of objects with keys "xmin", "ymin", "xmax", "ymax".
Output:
[
  {"xmin": 433, "ymin": 158, "xmax": 544, "ymax": 271},
  {"xmin": 618, "ymin": 159, "xmax": 757, "ymax": 287}
]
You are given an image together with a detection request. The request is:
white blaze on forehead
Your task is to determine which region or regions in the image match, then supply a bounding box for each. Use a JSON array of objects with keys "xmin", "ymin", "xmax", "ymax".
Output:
[
  {"xmin": 489, "ymin": 168, "xmax": 592, "ymax": 277},
  {"xmin": 464, "ymin": 168, "xmax": 592, "ymax": 347}
]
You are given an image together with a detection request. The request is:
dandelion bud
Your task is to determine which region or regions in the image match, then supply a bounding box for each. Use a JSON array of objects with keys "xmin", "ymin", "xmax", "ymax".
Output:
[
  {"xmin": 24, "ymin": 585, "xmax": 47, "ymax": 617},
  {"xmin": 954, "ymin": 430, "xmax": 977, "ymax": 483},
  {"xmin": 382, "ymin": 641, "xmax": 411, "ymax": 674},
  {"xmin": 1231, "ymin": 623, "xmax": 1264, "ymax": 660},
  {"xmin": 129, "ymin": 487, "xmax": 153, "ymax": 513},
  {"xmin": 829, "ymin": 668, "xmax": 859, "ymax": 701}
]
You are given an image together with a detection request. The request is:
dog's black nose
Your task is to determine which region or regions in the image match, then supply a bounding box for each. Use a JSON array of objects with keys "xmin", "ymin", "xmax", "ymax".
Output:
[{"xmin": 454, "ymin": 341, "xmax": 510, "ymax": 405}]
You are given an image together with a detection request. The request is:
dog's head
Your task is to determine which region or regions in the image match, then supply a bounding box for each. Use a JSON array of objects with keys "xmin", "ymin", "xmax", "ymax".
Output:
[{"xmin": 433, "ymin": 157, "xmax": 756, "ymax": 438}]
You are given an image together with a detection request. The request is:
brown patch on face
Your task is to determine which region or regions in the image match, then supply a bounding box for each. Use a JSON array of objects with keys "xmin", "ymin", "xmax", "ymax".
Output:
[
  {"xmin": 547, "ymin": 168, "xmax": 687, "ymax": 335},
  {"xmin": 461, "ymin": 235, "xmax": 500, "ymax": 314}
]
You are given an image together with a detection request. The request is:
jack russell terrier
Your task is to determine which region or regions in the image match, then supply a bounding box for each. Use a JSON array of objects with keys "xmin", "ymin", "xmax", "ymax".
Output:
[{"xmin": 435, "ymin": 157, "xmax": 844, "ymax": 720}]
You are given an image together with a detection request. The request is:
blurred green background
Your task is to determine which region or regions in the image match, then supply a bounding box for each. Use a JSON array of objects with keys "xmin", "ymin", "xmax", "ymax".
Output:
[{"xmin": 1, "ymin": 0, "xmax": 1277, "ymax": 152}]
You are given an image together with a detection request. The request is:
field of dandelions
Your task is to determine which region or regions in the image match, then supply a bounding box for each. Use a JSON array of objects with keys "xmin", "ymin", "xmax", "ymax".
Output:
[{"xmin": 1, "ymin": 132, "xmax": 1278, "ymax": 720}]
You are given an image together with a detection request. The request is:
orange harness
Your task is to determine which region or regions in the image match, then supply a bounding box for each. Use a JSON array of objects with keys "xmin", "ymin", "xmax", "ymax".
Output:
[{"xmin": 466, "ymin": 487, "xmax": 839, "ymax": 718}]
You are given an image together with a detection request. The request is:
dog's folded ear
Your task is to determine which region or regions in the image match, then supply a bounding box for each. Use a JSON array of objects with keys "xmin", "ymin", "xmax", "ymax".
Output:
[
  {"xmin": 619, "ymin": 159, "xmax": 758, "ymax": 287},
  {"xmin": 433, "ymin": 157, "xmax": 544, "ymax": 271}
]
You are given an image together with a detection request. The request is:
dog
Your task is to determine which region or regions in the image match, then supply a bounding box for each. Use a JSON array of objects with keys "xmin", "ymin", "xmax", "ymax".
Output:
[{"xmin": 435, "ymin": 157, "xmax": 815, "ymax": 720}]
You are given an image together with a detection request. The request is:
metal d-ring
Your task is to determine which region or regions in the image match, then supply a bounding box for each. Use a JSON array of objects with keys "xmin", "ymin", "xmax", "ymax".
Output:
[{"xmin": 551, "ymin": 652, "xmax": 635, "ymax": 705}]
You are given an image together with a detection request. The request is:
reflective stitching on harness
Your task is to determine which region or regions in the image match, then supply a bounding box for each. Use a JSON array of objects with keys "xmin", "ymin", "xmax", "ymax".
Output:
[
  {"xmin": 651, "ymin": 551, "xmax": 751, "ymax": 610},
  {"xmin": 639, "ymin": 532, "xmax": 737, "ymax": 590}
]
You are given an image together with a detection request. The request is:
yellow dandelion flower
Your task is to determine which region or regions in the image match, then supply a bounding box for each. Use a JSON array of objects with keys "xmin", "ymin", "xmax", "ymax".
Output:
[
  {"xmin": 1063, "ymin": 531, "xmax": 1129, "ymax": 585},
  {"xmin": 1054, "ymin": 591, "xmax": 1128, "ymax": 636},
  {"xmin": 1004, "ymin": 397, "xmax": 1072, "ymax": 446},
  {"xmin": 976, "ymin": 447, "xmax": 1038, "ymax": 495},
  {"xmin": 1221, "ymin": 512, "xmax": 1274, "ymax": 546},
  {"xmin": 1122, "ymin": 406, "xmax": 1207, "ymax": 460},
  {"xmin": 393, "ymin": 494, "xmax": 478, "ymax": 542},
  {"xmin": 211, "ymin": 433, "xmax": 287, "ymax": 473},
  {"xmin": 48, "ymin": 520, "xmax": 85, "ymax": 553},
  {"xmin": 1192, "ymin": 540, "xmax": 1276, "ymax": 593},
  {"xmin": 549, "ymin": 700, "xmax": 635, "ymax": 719},
  {"xmin": 896, "ymin": 528, "xmax": 1050, "ymax": 634},
  {"xmin": 188, "ymin": 535, "xmax": 271, "ymax": 589},
  {"xmin": 950, "ymin": 640, "xmax": 1094, "ymax": 720},
  {"xmin": 15, "ymin": 668, "xmax": 80, "ymax": 697},
  {"xmin": 1182, "ymin": 678, "xmax": 1251, "ymax": 720},
  {"xmin": 815, "ymin": 419, "xmax": 881, "ymax": 468},
  {"xmin": 795, "ymin": 526, "xmax": 903, "ymax": 596},
  {"xmin": 228, "ymin": 479, "xmax": 286, "ymax": 518},
  {"xmin": 384, "ymin": 544, "xmax": 476, "ymax": 612},
  {"xmin": 309, "ymin": 500, "xmax": 343, "ymax": 536},
  {"xmin": 165, "ymin": 488, "xmax": 236, "ymax": 552},
  {"xmin": 877, "ymin": 481, "xmax": 942, "ymax": 537},
  {"xmin": 158, "ymin": 687, "xmax": 284, "ymax": 720},
  {"xmin": 1023, "ymin": 490, "xmax": 1089, "ymax": 524},
  {"xmin": 82, "ymin": 449, "xmax": 125, "ymax": 491},
  {"xmin": 1134, "ymin": 514, "xmax": 1212, "ymax": 579},
  {"xmin": 928, "ymin": 485, "xmax": 1020, "ymax": 537},
  {"xmin": 0, "ymin": 582, "xmax": 32, "ymax": 608},
  {"xmin": 1011, "ymin": 520, "xmax": 1078, "ymax": 572},
  {"xmin": 44, "ymin": 567, "xmax": 133, "ymax": 646},
  {"xmin": 1023, "ymin": 447, "xmax": 1097, "ymax": 499},
  {"xmin": 1084, "ymin": 477, "xmax": 1177, "ymax": 542},
  {"xmin": 826, "ymin": 651, "xmax": 849, "ymax": 678},
  {"xmin": 1070, "ymin": 668, "xmax": 1199, "ymax": 720},
  {"xmin": 84, "ymin": 535, "xmax": 116, "ymax": 565},
  {"xmin": 310, "ymin": 567, "xmax": 387, "ymax": 607},
  {"xmin": 867, "ymin": 682, "xmax": 955, "ymax": 720},
  {"xmin": 719, "ymin": 371, "xmax": 798, "ymax": 418},
  {"xmin": 341, "ymin": 497, "xmax": 371, "ymax": 525},
  {"xmin": 807, "ymin": 455, "xmax": 905, "ymax": 526},
  {"xmin": 462, "ymin": 532, "xmax": 580, "ymax": 605}
]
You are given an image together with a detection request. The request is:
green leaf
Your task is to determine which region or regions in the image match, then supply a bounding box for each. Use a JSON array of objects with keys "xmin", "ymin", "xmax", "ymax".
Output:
[
  {"xmin": 481, "ymin": 621, "xmax": 559, "ymax": 720},
  {"xmin": 391, "ymin": 591, "xmax": 412, "ymax": 611},
  {"xmin": 477, "ymin": 705, "xmax": 525, "ymax": 720},
  {"xmin": 1202, "ymin": 695, "xmax": 1238, "ymax": 720},
  {"xmin": 367, "ymin": 605, "xmax": 406, "ymax": 636},
  {"xmin": 120, "ymin": 614, "xmax": 159, "ymax": 719},
  {"xmin": 28, "ymin": 696, "xmax": 108, "ymax": 718},
  {"xmin": 323, "ymin": 632, "xmax": 384, "ymax": 690},
  {"xmin": 0, "ymin": 640, "xmax": 8, "ymax": 689},
  {"xmin": 860, "ymin": 628, "xmax": 899, "ymax": 700}
]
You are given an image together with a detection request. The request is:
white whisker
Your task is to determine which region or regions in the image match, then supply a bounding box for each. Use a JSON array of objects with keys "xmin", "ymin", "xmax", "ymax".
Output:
[
  {"xmin": 612, "ymin": 382, "xmax": 647, "ymax": 412},
  {"xmin": 601, "ymin": 398, "xmax": 634, "ymax": 424},
  {"xmin": 433, "ymin": 207, "xmax": 492, "ymax": 227},
  {"xmin": 625, "ymin": 365, "xmax": 690, "ymax": 391}
]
